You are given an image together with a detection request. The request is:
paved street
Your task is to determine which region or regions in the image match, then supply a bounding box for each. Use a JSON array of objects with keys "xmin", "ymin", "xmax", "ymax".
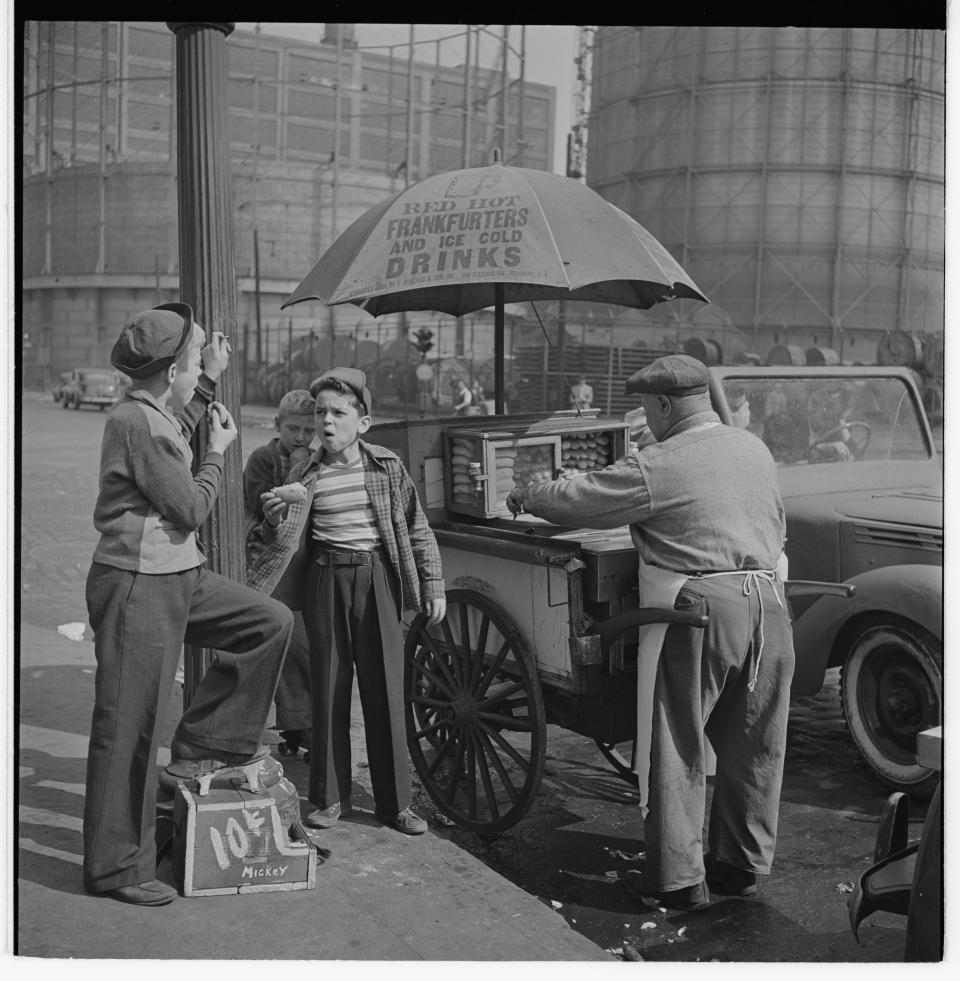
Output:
[{"xmin": 16, "ymin": 394, "xmax": 921, "ymax": 962}]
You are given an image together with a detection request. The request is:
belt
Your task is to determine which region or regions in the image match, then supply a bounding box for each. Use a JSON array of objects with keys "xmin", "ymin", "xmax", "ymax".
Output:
[{"xmin": 313, "ymin": 546, "xmax": 385, "ymax": 567}]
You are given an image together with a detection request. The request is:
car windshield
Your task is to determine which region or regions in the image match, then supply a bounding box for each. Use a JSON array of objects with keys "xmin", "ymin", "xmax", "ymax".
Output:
[
  {"xmin": 81, "ymin": 370, "xmax": 115, "ymax": 381},
  {"xmin": 720, "ymin": 376, "xmax": 930, "ymax": 465}
]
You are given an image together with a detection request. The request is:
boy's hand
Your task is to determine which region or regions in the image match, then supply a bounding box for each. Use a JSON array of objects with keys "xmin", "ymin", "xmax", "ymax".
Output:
[
  {"xmin": 206, "ymin": 401, "xmax": 238, "ymax": 454},
  {"xmin": 201, "ymin": 332, "xmax": 231, "ymax": 380},
  {"xmin": 259, "ymin": 491, "xmax": 289, "ymax": 528},
  {"xmin": 424, "ymin": 595, "xmax": 446, "ymax": 626}
]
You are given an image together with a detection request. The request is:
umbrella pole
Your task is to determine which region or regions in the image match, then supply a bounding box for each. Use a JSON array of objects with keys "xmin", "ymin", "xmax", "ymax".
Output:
[{"xmin": 494, "ymin": 283, "xmax": 505, "ymax": 414}]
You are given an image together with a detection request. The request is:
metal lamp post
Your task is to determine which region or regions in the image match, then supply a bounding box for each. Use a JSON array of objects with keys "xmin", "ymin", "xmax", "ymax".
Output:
[{"xmin": 167, "ymin": 21, "xmax": 245, "ymax": 701}]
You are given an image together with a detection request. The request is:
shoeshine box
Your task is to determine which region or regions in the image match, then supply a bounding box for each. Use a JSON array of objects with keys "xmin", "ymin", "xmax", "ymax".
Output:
[{"xmin": 172, "ymin": 781, "xmax": 316, "ymax": 896}]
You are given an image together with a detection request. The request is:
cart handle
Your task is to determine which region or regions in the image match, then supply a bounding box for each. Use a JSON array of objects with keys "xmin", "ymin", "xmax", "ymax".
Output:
[
  {"xmin": 596, "ymin": 608, "xmax": 709, "ymax": 649},
  {"xmin": 783, "ymin": 580, "xmax": 857, "ymax": 600}
]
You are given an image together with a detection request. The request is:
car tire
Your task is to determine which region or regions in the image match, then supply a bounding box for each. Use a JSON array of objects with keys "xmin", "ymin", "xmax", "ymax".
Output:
[{"xmin": 840, "ymin": 615, "xmax": 941, "ymax": 797}]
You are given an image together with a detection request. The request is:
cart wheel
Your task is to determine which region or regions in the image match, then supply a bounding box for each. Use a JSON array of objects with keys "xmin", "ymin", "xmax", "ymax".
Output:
[
  {"xmin": 593, "ymin": 739, "xmax": 639, "ymax": 787},
  {"xmin": 404, "ymin": 589, "xmax": 546, "ymax": 834}
]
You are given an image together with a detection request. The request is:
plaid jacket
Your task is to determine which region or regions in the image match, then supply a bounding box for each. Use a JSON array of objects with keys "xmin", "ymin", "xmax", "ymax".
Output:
[{"xmin": 246, "ymin": 440, "xmax": 444, "ymax": 615}]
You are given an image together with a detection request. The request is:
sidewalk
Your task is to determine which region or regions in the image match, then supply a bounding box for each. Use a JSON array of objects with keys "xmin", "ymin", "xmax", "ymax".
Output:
[{"xmin": 16, "ymin": 622, "xmax": 610, "ymax": 962}]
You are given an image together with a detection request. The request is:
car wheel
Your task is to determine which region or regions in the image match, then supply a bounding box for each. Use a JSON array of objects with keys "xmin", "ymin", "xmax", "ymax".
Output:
[
  {"xmin": 72, "ymin": 396, "xmax": 80, "ymax": 410},
  {"xmin": 840, "ymin": 615, "xmax": 941, "ymax": 797}
]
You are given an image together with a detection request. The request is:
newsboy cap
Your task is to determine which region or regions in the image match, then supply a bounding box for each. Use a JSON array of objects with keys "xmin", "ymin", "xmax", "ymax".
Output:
[
  {"xmin": 110, "ymin": 303, "xmax": 195, "ymax": 379},
  {"xmin": 310, "ymin": 366, "xmax": 372, "ymax": 414},
  {"xmin": 625, "ymin": 354, "xmax": 710, "ymax": 397}
]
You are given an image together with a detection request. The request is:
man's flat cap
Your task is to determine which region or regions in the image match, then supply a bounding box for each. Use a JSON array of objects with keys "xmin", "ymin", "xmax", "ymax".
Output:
[
  {"xmin": 110, "ymin": 303, "xmax": 195, "ymax": 379},
  {"xmin": 625, "ymin": 354, "xmax": 710, "ymax": 397},
  {"xmin": 310, "ymin": 366, "xmax": 372, "ymax": 414}
]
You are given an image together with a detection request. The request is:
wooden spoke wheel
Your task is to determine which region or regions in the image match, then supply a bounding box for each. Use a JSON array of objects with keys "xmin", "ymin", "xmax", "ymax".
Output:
[
  {"xmin": 404, "ymin": 589, "xmax": 546, "ymax": 834},
  {"xmin": 593, "ymin": 739, "xmax": 639, "ymax": 787}
]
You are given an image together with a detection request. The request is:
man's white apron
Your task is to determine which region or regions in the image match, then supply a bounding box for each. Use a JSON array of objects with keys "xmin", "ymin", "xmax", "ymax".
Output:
[{"xmin": 631, "ymin": 535, "xmax": 788, "ymax": 809}]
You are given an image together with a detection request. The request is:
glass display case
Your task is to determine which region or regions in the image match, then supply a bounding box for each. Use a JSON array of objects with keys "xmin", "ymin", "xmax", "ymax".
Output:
[{"xmin": 444, "ymin": 420, "xmax": 630, "ymax": 519}]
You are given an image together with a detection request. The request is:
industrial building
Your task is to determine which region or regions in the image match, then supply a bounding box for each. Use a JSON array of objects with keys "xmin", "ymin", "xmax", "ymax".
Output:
[
  {"xmin": 585, "ymin": 26, "xmax": 944, "ymax": 366},
  {"xmin": 20, "ymin": 22, "xmax": 556, "ymax": 394}
]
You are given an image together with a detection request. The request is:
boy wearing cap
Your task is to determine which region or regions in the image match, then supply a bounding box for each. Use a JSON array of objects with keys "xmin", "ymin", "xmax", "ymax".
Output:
[
  {"xmin": 83, "ymin": 304, "xmax": 294, "ymax": 906},
  {"xmin": 248, "ymin": 366, "xmax": 445, "ymax": 836},
  {"xmin": 243, "ymin": 389, "xmax": 316, "ymax": 755},
  {"xmin": 507, "ymin": 354, "xmax": 793, "ymax": 913}
]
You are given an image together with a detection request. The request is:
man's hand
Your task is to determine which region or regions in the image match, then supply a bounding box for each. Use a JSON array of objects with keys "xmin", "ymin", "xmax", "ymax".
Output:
[
  {"xmin": 259, "ymin": 490, "xmax": 289, "ymax": 528},
  {"xmin": 201, "ymin": 332, "xmax": 232, "ymax": 381},
  {"xmin": 505, "ymin": 491, "xmax": 524, "ymax": 516},
  {"xmin": 811, "ymin": 440, "xmax": 852, "ymax": 463},
  {"xmin": 206, "ymin": 401, "xmax": 238, "ymax": 454},
  {"xmin": 424, "ymin": 595, "xmax": 446, "ymax": 625}
]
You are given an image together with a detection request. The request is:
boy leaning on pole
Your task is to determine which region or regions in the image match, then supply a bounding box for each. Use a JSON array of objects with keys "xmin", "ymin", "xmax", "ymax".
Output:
[{"xmin": 82, "ymin": 303, "xmax": 293, "ymax": 907}]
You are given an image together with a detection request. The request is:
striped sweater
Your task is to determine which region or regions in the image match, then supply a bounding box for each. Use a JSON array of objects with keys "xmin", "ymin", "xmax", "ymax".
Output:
[{"xmin": 246, "ymin": 440, "xmax": 444, "ymax": 615}]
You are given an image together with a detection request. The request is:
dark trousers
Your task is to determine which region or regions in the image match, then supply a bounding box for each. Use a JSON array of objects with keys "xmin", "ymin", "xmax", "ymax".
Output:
[
  {"xmin": 644, "ymin": 575, "xmax": 795, "ymax": 891},
  {"xmin": 301, "ymin": 550, "xmax": 409, "ymax": 815},
  {"xmin": 274, "ymin": 612, "xmax": 312, "ymax": 732},
  {"xmin": 82, "ymin": 562, "xmax": 293, "ymax": 893}
]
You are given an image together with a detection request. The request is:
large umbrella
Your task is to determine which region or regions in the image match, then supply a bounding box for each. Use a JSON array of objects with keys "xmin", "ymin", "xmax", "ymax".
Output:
[{"xmin": 282, "ymin": 161, "xmax": 708, "ymax": 412}]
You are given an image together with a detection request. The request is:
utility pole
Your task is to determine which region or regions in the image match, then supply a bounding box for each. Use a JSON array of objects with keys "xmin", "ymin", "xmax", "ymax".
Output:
[
  {"xmin": 254, "ymin": 227, "xmax": 263, "ymax": 366},
  {"xmin": 167, "ymin": 21, "xmax": 244, "ymax": 702},
  {"xmin": 516, "ymin": 26, "xmax": 526, "ymax": 166},
  {"xmin": 462, "ymin": 26, "xmax": 472, "ymax": 168},
  {"xmin": 405, "ymin": 25, "xmax": 415, "ymax": 187},
  {"xmin": 499, "ymin": 27, "xmax": 509, "ymax": 158},
  {"xmin": 329, "ymin": 27, "xmax": 342, "ymax": 366}
]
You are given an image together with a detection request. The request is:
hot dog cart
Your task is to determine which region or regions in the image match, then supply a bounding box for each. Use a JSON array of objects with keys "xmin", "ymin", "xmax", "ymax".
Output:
[{"xmin": 370, "ymin": 409, "xmax": 708, "ymax": 834}]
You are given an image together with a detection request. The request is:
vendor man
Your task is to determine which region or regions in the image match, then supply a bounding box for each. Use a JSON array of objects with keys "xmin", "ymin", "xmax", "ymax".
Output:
[{"xmin": 506, "ymin": 354, "xmax": 794, "ymax": 913}]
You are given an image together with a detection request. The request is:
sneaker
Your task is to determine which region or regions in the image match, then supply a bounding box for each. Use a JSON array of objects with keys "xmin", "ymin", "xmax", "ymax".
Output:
[
  {"xmin": 304, "ymin": 802, "xmax": 352, "ymax": 828},
  {"xmin": 375, "ymin": 807, "xmax": 428, "ymax": 836},
  {"xmin": 620, "ymin": 869, "xmax": 711, "ymax": 912},
  {"xmin": 705, "ymin": 854, "xmax": 758, "ymax": 896}
]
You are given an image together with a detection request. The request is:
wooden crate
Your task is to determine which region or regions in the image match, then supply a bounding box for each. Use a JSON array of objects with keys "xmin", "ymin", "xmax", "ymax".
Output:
[{"xmin": 172, "ymin": 780, "xmax": 316, "ymax": 897}]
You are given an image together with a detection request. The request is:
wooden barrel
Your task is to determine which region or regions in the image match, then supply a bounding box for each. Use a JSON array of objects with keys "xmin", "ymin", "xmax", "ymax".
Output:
[
  {"xmin": 766, "ymin": 344, "xmax": 806, "ymax": 366},
  {"xmin": 734, "ymin": 351, "xmax": 763, "ymax": 366},
  {"xmin": 876, "ymin": 331, "xmax": 924, "ymax": 370},
  {"xmin": 683, "ymin": 337, "xmax": 723, "ymax": 365},
  {"xmin": 805, "ymin": 346, "xmax": 840, "ymax": 366}
]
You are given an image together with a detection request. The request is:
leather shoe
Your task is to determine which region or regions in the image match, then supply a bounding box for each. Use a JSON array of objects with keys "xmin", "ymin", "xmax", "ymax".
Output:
[
  {"xmin": 375, "ymin": 807, "xmax": 427, "ymax": 835},
  {"xmin": 304, "ymin": 802, "xmax": 352, "ymax": 828},
  {"xmin": 106, "ymin": 879, "xmax": 177, "ymax": 906},
  {"xmin": 705, "ymin": 854, "xmax": 758, "ymax": 896},
  {"xmin": 621, "ymin": 869, "xmax": 710, "ymax": 912}
]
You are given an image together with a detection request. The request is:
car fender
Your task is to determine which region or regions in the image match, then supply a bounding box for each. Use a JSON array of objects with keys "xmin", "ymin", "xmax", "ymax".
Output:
[{"xmin": 790, "ymin": 565, "xmax": 942, "ymax": 696}]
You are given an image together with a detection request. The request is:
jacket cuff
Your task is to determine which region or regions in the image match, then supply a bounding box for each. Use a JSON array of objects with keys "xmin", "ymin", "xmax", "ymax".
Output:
[
  {"xmin": 422, "ymin": 579, "xmax": 446, "ymax": 602},
  {"xmin": 202, "ymin": 451, "xmax": 225, "ymax": 470},
  {"xmin": 196, "ymin": 373, "xmax": 217, "ymax": 399},
  {"xmin": 260, "ymin": 518, "xmax": 281, "ymax": 544}
]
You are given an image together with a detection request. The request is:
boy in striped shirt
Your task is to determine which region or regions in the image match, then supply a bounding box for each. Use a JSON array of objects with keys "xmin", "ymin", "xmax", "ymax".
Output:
[{"xmin": 257, "ymin": 367, "xmax": 445, "ymax": 835}]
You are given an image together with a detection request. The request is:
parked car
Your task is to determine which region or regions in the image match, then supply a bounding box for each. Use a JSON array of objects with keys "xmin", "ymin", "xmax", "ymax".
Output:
[
  {"xmin": 848, "ymin": 727, "xmax": 942, "ymax": 959},
  {"xmin": 60, "ymin": 368, "xmax": 128, "ymax": 411},
  {"xmin": 51, "ymin": 371, "xmax": 72, "ymax": 403},
  {"xmin": 707, "ymin": 366, "xmax": 942, "ymax": 796}
]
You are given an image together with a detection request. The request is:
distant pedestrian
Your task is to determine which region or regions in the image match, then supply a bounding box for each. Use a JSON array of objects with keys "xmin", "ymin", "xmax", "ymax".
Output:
[
  {"xmin": 83, "ymin": 304, "xmax": 293, "ymax": 906},
  {"xmin": 248, "ymin": 367, "xmax": 446, "ymax": 836},
  {"xmin": 453, "ymin": 379, "xmax": 473, "ymax": 415},
  {"xmin": 570, "ymin": 375, "xmax": 594, "ymax": 411},
  {"xmin": 244, "ymin": 388, "xmax": 317, "ymax": 758}
]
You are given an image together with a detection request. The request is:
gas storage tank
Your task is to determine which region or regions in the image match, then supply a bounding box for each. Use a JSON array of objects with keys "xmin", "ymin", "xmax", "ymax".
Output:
[{"xmin": 588, "ymin": 27, "xmax": 945, "ymax": 342}]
